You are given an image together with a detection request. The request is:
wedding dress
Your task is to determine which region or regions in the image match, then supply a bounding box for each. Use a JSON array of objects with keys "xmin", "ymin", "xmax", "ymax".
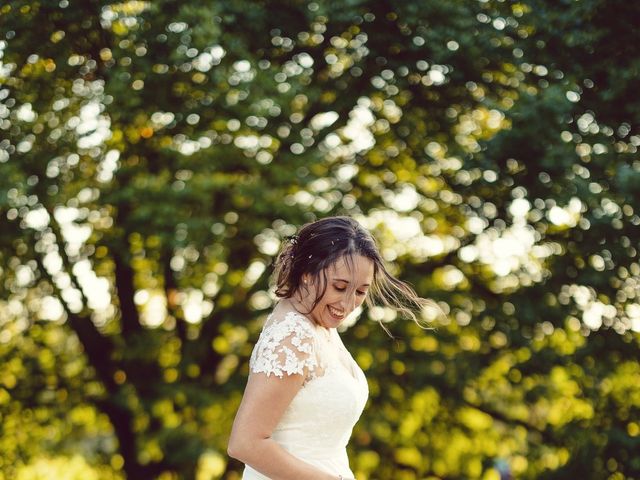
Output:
[{"xmin": 242, "ymin": 309, "xmax": 369, "ymax": 479}]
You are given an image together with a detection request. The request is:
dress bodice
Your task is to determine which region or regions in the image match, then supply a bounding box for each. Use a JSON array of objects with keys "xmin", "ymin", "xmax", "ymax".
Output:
[{"xmin": 243, "ymin": 309, "xmax": 368, "ymax": 479}]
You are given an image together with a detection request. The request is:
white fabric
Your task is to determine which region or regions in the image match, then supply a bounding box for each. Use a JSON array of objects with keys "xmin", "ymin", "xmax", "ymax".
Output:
[{"xmin": 242, "ymin": 310, "xmax": 368, "ymax": 479}]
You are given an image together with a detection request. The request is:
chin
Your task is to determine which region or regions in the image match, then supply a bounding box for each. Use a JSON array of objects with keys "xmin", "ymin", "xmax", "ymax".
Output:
[{"xmin": 322, "ymin": 319, "xmax": 342, "ymax": 329}]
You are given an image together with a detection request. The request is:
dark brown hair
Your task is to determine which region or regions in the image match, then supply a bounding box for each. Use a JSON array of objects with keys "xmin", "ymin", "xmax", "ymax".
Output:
[{"xmin": 272, "ymin": 216, "xmax": 432, "ymax": 326}]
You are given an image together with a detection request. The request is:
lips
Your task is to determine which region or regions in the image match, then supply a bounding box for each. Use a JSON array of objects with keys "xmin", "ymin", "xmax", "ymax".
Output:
[{"xmin": 327, "ymin": 305, "xmax": 345, "ymax": 319}]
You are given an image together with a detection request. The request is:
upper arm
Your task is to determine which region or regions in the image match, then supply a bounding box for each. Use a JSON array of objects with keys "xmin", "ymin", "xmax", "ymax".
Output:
[
  {"xmin": 230, "ymin": 368, "xmax": 304, "ymax": 445},
  {"xmin": 229, "ymin": 313, "xmax": 317, "ymax": 446}
]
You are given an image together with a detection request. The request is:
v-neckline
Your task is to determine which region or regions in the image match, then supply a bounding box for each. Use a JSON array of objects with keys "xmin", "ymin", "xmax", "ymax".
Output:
[{"xmin": 323, "ymin": 328, "xmax": 361, "ymax": 381}]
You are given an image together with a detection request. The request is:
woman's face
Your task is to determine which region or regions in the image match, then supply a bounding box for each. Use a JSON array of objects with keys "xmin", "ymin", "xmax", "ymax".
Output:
[{"xmin": 301, "ymin": 255, "xmax": 375, "ymax": 329}]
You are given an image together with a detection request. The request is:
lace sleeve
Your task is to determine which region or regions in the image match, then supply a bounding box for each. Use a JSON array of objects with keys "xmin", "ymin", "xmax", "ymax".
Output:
[{"xmin": 249, "ymin": 311, "xmax": 317, "ymax": 378}]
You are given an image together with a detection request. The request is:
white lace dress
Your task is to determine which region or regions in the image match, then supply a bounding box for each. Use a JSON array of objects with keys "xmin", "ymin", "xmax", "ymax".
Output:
[{"xmin": 242, "ymin": 310, "xmax": 369, "ymax": 479}]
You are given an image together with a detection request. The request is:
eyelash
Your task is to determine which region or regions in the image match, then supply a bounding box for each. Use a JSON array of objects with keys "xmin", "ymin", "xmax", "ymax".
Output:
[{"xmin": 334, "ymin": 286, "xmax": 366, "ymax": 296}]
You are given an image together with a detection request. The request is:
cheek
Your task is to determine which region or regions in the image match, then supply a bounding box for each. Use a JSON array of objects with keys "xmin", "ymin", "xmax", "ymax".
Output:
[
  {"xmin": 319, "ymin": 289, "xmax": 343, "ymax": 307},
  {"xmin": 322, "ymin": 291, "xmax": 341, "ymax": 305}
]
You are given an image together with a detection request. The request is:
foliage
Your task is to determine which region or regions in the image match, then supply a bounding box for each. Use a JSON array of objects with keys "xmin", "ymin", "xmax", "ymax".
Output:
[{"xmin": 1, "ymin": 0, "xmax": 638, "ymax": 479}]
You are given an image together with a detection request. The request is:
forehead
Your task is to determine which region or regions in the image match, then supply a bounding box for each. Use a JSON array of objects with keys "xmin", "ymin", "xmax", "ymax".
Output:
[{"xmin": 327, "ymin": 255, "xmax": 374, "ymax": 282}]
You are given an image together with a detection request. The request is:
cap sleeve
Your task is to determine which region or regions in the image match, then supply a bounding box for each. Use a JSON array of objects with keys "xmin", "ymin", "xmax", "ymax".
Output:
[{"xmin": 249, "ymin": 311, "xmax": 317, "ymax": 378}]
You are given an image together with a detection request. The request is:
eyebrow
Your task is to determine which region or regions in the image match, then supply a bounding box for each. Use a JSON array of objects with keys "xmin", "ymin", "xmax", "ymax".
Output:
[{"xmin": 333, "ymin": 278, "xmax": 371, "ymax": 287}]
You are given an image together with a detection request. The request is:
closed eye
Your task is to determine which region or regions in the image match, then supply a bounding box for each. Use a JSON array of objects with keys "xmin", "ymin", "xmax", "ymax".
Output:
[{"xmin": 334, "ymin": 286, "xmax": 367, "ymax": 296}]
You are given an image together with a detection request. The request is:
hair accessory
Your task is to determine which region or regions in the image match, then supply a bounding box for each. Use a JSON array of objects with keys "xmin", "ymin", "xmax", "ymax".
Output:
[{"xmin": 284, "ymin": 235, "xmax": 299, "ymax": 260}]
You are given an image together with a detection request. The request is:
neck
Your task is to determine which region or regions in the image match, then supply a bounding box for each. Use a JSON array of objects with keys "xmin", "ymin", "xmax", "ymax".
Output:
[{"xmin": 284, "ymin": 296, "xmax": 328, "ymax": 330}]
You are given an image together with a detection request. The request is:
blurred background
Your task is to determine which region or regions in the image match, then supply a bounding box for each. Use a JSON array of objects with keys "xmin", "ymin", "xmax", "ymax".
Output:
[{"xmin": 1, "ymin": 1, "xmax": 639, "ymax": 479}]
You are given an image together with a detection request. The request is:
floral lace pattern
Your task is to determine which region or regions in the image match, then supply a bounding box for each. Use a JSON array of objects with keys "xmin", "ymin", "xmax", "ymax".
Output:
[{"xmin": 249, "ymin": 311, "xmax": 318, "ymax": 378}]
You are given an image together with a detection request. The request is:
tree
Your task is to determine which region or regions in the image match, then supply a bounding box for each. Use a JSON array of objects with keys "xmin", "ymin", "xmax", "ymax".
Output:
[{"xmin": 1, "ymin": 1, "xmax": 638, "ymax": 479}]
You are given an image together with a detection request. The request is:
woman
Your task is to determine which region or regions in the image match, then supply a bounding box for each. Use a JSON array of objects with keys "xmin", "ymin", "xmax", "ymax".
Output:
[{"xmin": 228, "ymin": 216, "xmax": 428, "ymax": 480}]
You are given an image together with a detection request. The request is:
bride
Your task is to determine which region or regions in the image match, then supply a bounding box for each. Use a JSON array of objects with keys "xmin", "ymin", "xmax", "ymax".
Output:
[{"xmin": 228, "ymin": 216, "xmax": 429, "ymax": 479}]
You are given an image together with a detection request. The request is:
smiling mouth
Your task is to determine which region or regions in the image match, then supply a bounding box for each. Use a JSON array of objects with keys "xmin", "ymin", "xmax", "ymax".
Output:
[{"xmin": 328, "ymin": 305, "xmax": 345, "ymax": 319}]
